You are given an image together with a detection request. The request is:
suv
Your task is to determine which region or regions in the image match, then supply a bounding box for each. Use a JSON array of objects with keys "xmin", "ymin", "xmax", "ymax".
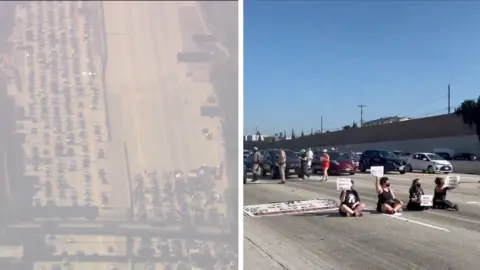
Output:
[
  {"xmin": 261, "ymin": 149, "xmax": 301, "ymax": 179},
  {"xmin": 359, "ymin": 150, "xmax": 407, "ymax": 174}
]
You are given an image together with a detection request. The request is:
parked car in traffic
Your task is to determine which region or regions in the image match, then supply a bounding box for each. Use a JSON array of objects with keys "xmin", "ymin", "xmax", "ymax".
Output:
[
  {"xmin": 393, "ymin": 150, "xmax": 412, "ymax": 161},
  {"xmin": 312, "ymin": 151, "xmax": 357, "ymax": 175},
  {"xmin": 405, "ymin": 152, "xmax": 452, "ymax": 174},
  {"xmin": 435, "ymin": 152, "xmax": 452, "ymax": 160},
  {"xmin": 261, "ymin": 149, "xmax": 301, "ymax": 179},
  {"xmin": 359, "ymin": 149, "xmax": 407, "ymax": 174},
  {"xmin": 452, "ymin": 152, "xmax": 477, "ymax": 161}
]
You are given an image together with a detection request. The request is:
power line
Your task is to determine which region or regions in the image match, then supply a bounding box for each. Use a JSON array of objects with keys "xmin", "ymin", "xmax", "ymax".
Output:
[{"xmin": 358, "ymin": 105, "xmax": 366, "ymax": 127}]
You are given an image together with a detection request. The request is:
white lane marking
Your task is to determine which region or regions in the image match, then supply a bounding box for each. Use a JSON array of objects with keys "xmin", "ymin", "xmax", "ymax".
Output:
[
  {"xmin": 465, "ymin": 201, "xmax": 480, "ymax": 204},
  {"xmin": 381, "ymin": 213, "xmax": 450, "ymax": 232}
]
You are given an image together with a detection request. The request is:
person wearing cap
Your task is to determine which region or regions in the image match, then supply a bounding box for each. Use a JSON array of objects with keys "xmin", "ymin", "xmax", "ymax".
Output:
[
  {"xmin": 249, "ymin": 147, "xmax": 263, "ymax": 182},
  {"xmin": 375, "ymin": 176, "xmax": 403, "ymax": 214},
  {"xmin": 339, "ymin": 180, "xmax": 365, "ymax": 217},
  {"xmin": 320, "ymin": 149, "xmax": 330, "ymax": 182}
]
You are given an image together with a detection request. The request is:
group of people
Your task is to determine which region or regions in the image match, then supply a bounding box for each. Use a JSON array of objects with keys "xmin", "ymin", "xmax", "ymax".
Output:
[
  {"xmin": 248, "ymin": 147, "xmax": 331, "ymax": 184},
  {"xmin": 338, "ymin": 176, "xmax": 459, "ymax": 217}
]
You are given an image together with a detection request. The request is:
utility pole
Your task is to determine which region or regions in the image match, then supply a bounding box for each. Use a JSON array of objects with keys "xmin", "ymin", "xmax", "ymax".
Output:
[
  {"xmin": 320, "ymin": 116, "xmax": 323, "ymax": 133},
  {"xmin": 448, "ymin": 84, "xmax": 451, "ymax": 114},
  {"xmin": 358, "ymin": 105, "xmax": 366, "ymax": 127}
]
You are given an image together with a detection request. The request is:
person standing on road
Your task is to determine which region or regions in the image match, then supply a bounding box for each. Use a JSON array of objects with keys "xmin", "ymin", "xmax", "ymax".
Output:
[
  {"xmin": 306, "ymin": 148, "xmax": 314, "ymax": 169},
  {"xmin": 250, "ymin": 147, "xmax": 263, "ymax": 182},
  {"xmin": 278, "ymin": 148, "xmax": 287, "ymax": 184},
  {"xmin": 299, "ymin": 149, "xmax": 310, "ymax": 180},
  {"xmin": 320, "ymin": 149, "xmax": 330, "ymax": 182}
]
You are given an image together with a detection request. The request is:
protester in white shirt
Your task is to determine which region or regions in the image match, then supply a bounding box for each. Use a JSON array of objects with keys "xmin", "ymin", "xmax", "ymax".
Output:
[{"xmin": 306, "ymin": 148, "xmax": 314, "ymax": 169}]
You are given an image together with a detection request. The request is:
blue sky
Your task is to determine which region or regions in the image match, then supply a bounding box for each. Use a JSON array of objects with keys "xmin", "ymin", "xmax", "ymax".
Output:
[{"xmin": 244, "ymin": 0, "xmax": 480, "ymax": 135}]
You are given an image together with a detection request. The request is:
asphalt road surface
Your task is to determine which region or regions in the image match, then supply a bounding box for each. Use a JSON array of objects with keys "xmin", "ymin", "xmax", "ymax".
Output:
[{"xmin": 244, "ymin": 172, "xmax": 480, "ymax": 270}]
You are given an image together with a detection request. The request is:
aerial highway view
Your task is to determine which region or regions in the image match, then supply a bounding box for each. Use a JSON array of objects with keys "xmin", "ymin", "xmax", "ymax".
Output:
[{"xmin": 0, "ymin": 1, "xmax": 238, "ymax": 269}]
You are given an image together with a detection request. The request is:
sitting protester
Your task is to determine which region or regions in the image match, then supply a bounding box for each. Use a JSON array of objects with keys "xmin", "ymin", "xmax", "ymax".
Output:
[
  {"xmin": 339, "ymin": 180, "xmax": 365, "ymax": 217},
  {"xmin": 433, "ymin": 177, "xmax": 458, "ymax": 210},
  {"xmin": 407, "ymin": 178, "xmax": 428, "ymax": 211},
  {"xmin": 376, "ymin": 176, "xmax": 403, "ymax": 214}
]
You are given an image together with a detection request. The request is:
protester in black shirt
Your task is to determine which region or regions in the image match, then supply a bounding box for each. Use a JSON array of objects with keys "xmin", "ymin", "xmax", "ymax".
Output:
[
  {"xmin": 407, "ymin": 178, "xmax": 428, "ymax": 211},
  {"xmin": 433, "ymin": 177, "xmax": 458, "ymax": 210},
  {"xmin": 339, "ymin": 180, "xmax": 365, "ymax": 217},
  {"xmin": 376, "ymin": 176, "xmax": 403, "ymax": 214}
]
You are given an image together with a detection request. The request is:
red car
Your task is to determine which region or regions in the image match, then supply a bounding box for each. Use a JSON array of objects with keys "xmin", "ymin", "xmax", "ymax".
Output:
[{"xmin": 312, "ymin": 151, "xmax": 357, "ymax": 175}]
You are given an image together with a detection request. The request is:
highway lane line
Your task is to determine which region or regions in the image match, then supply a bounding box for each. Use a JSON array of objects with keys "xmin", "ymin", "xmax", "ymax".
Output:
[
  {"xmin": 381, "ymin": 213, "xmax": 450, "ymax": 232},
  {"xmin": 466, "ymin": 201, "xmax": 480, "ymax": 204}
]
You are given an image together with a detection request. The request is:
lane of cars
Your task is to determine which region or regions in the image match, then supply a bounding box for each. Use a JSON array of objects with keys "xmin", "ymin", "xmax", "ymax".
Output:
[
  {"xmin": 10, "ymin": 1, "xmax": 113, "ymax": 219},
  {"xmin": 244, "ymin": 147, "xmax": 474, "ymax": 181}
]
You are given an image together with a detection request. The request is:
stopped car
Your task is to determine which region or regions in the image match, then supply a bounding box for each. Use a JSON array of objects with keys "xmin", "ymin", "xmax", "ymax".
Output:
[
  {"xmin": 393, "ymin": 151, "xmax": 412, "ymax": 162},
  {"xmin": 452, "ymin": 152, "xmax": 477, "ymax": 161},
  {"xmin": 312, "ymin": 151, "xmax": 357, "ymax": 175},
  {"xmin": 405, "ymin": 152, "xmax": 452, "ymax": 174},
  {"xmin": 243, "ymin": 150, "xmax": 252, "ymax": 172},
  {"xmin": 260, "ymin": 149, "xmax": 301, "ymax": 179},
  {"xmin": 359, "ymin": 149, "xmax": 407, "ymax": 174}
]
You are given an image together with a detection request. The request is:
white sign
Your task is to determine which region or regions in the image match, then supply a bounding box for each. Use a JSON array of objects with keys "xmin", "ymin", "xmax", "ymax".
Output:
[
  {"xmin": 243, "ymin": 199, "xmax": 338, "ymax": 217},
  {"xmin": 420, "ymin": 195, "xmax": 433, "ymax": 206},
  {"xmin": 444, "ymin": 175, "xmax": 460, "ymax": 188},
  {"xmin": 336, "ymin": 178, "xmax": 352, "ymax": 191},
  {"xmin": 370, "ymin": 166, "xmax": 384, "ymax": 177}
]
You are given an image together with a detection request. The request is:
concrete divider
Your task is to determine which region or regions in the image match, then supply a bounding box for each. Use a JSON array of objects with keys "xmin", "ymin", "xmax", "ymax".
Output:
[{"xmin": 451, "ymin": 161, "xmax": 480, "ymax": 175}]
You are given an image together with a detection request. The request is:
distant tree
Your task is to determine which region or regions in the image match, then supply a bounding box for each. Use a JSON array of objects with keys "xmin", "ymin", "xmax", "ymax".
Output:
[
  {"xmin": 310, "ymin": 128, "xmax": 314, "ymax": 135},
  {"xmin": 300, "ymin": 130, "xmax": 305, "ymax": 137},
  {"xmin": 342, "ymin": 125, "xmax": 351, "ymax": 130},
  {"xmin": 291, "ymin": 129, "xmax": 296, "ymax": 139},
  {"xmin": 284, "ymin": 130, "xmax": 287, "ymax": 139},
  {"xmin": 455, "ymin": 96, "xmax": 480, "ymax": 140},
  {"xmin": 352, "ymin": 121, "xmax": 358, "ymax": 128}
]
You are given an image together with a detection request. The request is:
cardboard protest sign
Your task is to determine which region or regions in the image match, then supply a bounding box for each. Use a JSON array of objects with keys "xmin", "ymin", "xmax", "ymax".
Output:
[
  {"xmin": 444, "ymin": 175, "xmax": 460, "ymax": 188},
  {"xmin": 336, "ymin": 178, "xmax": 352, "ymax": 191},
  {"xmin": 420, "ymin": 195, "xmax": 433, "ymax": 206},
  {"xmin": 370, "ymin": 166, "xmax": 384, "ymax": 177}
]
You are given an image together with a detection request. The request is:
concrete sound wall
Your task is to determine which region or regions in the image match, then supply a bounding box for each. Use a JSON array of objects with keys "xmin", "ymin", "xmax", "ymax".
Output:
[{"xmin": 245, "ymin": 114, "xmax": 478, "ymax": 151}]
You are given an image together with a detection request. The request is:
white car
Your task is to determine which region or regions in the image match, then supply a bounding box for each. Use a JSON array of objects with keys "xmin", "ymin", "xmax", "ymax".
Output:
[{"xmin": 405, "ymin": 152, "xmax": 453, "ymax": 174}]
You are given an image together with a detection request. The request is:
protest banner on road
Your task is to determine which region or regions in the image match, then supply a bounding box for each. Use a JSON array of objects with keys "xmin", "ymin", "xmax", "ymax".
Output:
[
  {"xmin": 420, "ymin": 195, "xmax": 433, "ymax": 206},
  {"xmin": 444, "ymin": 175, "xmax": 460, "ymax": 188},
  {"xmin": 371, "ymin": 166, "xmax": 384, "ymax": 177},
  {"xmin": 336, "ymin": 178, "xmax": 352, "ymax": 190}
]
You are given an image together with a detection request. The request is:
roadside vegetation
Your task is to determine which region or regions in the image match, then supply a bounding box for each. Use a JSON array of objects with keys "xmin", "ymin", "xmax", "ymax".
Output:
[{"xmin": 455, "ymin": 96, "xmax": 480, "ymax": 141}]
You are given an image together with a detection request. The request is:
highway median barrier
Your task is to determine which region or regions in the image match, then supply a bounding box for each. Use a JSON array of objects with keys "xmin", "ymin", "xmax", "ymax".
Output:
[{"xmin": 451, "ymin": 160, "xmax": 480, "ymax": 175}]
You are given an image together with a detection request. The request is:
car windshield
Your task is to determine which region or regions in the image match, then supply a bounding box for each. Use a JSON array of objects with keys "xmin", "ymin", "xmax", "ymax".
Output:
[
  {"xmin": 284, "ymin": 150, "xmax": 298, "ymax": 158},
  {"xmin": 378, "ymin": 151, "xmax": 398, "ymax": 159},
  {"xmin": 427, "ymin": 154, "xmax": 444, "ymax": 160},
  {"xmin": 329, "ymin": 152, "xmax": 351, "ymax": 161}
]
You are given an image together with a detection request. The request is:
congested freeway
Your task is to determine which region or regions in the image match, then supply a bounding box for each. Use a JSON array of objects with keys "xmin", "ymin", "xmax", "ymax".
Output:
[
  {"xmin": 0, "ymin": 0, "xmax": 237, "ymax": 269},
  {"xmin": 244, "ymin": 172, "xmax": 480, "ymax": 270}
]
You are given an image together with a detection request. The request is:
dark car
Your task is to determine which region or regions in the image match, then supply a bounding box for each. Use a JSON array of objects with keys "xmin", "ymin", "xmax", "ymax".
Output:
[
  {"xmin": 435, "ymin": 152, "xmax": 452, "ymax": 160},
  {"xmin": 312, "ymin": 151, "xmax": 357, "ymax": 175},
  {"xmin": 261, "ymin": 149, "xmax": 301, "ymax": 179},
  {"xmin": 359, "ymin": 149, "xmax": 407, "ymax": 174},
  {"xmin": 452, "ymin": 152, "xmax": 477, "ymax": 161}
]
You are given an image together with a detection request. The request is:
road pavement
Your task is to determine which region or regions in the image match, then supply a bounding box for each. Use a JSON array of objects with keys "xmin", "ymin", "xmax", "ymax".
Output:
[{"xmin": 244, "ymin": 172, "xmax": 480, "ymax": 270}]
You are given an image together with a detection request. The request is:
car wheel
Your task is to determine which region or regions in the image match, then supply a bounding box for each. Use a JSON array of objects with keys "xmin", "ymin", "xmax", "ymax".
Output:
[
  {"xmin": 349, "ymin": 172, "xmax": 355, "ymax": 175},
  {"xmin": 427, "ymin": 166, "xmax": 435, "ymax": 174},
  {"xmin": 405, "ymin": 164, "xmax": 412, "ymax": 172},
  {"xmin": 399, "ymin": 170, "xmax": 406, "ymax": 174}
]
